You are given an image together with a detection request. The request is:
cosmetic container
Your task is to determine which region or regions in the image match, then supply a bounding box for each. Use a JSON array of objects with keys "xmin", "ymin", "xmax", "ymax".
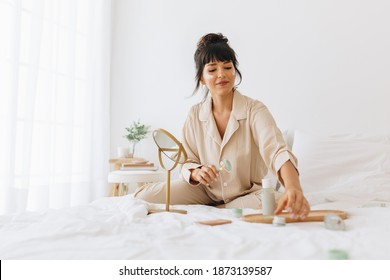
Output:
[
  {"xmin": 324, "ymin": 213, "xmax": 346, "ymax": 231},
  {"xmin": 272, "ymin": 216, "xmax": 286, "ymax": 226},
  {"xmin": 261, "ymin": 178, "xmax": 276, "ymax": 216},
  {"xmin": 232, "ymin": 208, "xmax": 243, "ymax": 218}
]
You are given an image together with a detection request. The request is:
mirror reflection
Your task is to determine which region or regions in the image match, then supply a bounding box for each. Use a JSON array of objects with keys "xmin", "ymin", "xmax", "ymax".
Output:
[{"xmin": 153, "ymin": 129, "xmax": 187, "ymax": 164}]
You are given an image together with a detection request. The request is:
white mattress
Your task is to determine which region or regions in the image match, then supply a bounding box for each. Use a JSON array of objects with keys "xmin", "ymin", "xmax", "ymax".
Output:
[{"xmin": 1, "ymin": 194, "xmax": 389, "ymax": 260}]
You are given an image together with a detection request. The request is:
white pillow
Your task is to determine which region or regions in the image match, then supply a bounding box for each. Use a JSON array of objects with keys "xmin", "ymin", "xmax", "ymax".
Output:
[{"xmin": 292, "ymin": 130, "xmax": 390, "ymax": 203}]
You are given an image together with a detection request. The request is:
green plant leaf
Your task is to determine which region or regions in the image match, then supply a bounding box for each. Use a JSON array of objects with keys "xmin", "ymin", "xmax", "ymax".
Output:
[{"xmin": 124, "ymin": 120, "xmax": 151, "ymax": 143}]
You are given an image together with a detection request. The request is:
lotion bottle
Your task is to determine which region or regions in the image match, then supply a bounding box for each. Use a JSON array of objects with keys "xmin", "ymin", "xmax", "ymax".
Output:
[{"xmin": 261, "ymin": 178, "xmax": 276, "ymax": 216}]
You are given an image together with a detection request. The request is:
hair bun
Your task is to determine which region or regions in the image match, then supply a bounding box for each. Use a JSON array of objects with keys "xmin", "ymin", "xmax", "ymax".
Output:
[{"xmin": 197, "ymin": 33, "xmax": 228, "ymax": 49}]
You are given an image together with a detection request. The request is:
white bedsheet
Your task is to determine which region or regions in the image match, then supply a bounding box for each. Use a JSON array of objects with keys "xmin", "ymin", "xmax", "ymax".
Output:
[{"xmin": 1, "ymin": 194, "xmax": 390, "ymax": 260}]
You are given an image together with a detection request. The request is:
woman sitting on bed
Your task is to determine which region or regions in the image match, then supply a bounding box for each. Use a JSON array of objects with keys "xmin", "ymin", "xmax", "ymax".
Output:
[{"xmin": 135, "ymin": 33, "xmax": 310, "ymax": 220}]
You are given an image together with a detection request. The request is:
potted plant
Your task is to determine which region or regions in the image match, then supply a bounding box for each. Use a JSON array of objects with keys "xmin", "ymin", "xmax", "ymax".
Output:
[{"xmin": 124, "ymin": 120, "xmax": 151, "ymax": 158}]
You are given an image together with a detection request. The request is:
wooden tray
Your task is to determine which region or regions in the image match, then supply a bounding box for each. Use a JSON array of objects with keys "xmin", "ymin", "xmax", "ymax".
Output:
[
  {"xmin": 196, "ymin": 219, "xmax": 232, "ymax": 226},
  {"xmin": 242, "ymin": 210, "xmax": 347, "ymax": 224}
]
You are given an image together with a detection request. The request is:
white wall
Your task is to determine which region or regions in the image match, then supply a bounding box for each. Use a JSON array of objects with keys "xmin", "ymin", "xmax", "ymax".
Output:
[{"xmin": 110, "ymin": 0, "xmax": 390, "ymax": 164}]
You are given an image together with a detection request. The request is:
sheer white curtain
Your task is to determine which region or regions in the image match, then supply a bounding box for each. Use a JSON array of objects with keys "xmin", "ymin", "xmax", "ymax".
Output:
[{"xmin": 0, "ymin": 0, "xmax": 111, "ymax": 214}]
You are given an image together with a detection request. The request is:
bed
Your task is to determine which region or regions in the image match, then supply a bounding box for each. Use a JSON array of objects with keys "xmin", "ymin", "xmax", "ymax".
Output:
[{"xmin": 1, "ymin": 131, "xmax": 390, "ymax": 260}]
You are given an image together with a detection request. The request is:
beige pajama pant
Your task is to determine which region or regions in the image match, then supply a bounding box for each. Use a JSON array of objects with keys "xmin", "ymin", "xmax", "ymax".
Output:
[{"xmin": 134, "ymin": 179, "xmax": 274, "ymax": 209}]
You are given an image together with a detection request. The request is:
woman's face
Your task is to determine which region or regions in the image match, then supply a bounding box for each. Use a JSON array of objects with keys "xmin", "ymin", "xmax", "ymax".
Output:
[{"xmin": 201, "ymin": 60, "xmax": 236, "ymax": 97}]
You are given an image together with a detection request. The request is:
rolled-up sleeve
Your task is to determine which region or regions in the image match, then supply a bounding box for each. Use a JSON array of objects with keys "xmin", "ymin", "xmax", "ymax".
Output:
[{"xmin": 274, "ymin": 150, "xmax": 298, "ymax": 175}]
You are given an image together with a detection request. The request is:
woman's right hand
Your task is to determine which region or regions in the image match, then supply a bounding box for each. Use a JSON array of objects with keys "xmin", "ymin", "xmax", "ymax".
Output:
[{"xmin": 190, "ymin": 164, "xmax": 219, "ymax": 186}]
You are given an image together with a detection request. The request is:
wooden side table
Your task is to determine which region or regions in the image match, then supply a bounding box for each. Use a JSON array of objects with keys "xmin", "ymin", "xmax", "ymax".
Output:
[{"xmin": 107, "ymin": 170, "xmax": 166, "ymax": 196}]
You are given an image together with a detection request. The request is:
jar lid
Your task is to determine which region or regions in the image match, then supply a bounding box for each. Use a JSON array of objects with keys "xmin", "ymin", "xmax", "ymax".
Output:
[
  {"xmin": 328, "ymin": 249, "xmax": 349, "ymax": 260},
  {"xmin": 324, "ymin": 214, "xmax": 346, "ymax": 231},
  {"xmin": 232, "ymin": 208, "xmax": 243, "ymax": 218},
  {"xmin": 272, "ymin": 216, "xmax": 286, "ymax": 226}
]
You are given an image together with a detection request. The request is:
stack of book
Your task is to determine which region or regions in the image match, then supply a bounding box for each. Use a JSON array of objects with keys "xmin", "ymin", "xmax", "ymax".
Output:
[{"xmin": 120, "ymin": 160, "xmax": 158, "ymax": 171}]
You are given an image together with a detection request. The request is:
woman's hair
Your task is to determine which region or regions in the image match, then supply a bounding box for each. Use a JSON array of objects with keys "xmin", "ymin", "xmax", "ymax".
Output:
[{"xmin": 193, "ymin": 33, "xmax": 242, "ymax": 97}]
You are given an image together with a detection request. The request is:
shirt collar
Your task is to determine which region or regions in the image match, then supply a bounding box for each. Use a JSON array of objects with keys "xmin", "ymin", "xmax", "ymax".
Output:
[{"xmin": 198, "ymin": 90, "xmax": 248, "ymax": 122}]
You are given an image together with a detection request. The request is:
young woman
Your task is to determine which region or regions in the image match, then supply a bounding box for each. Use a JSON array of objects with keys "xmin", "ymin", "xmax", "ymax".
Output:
[{"xmin": 135, "ymin": 33, "xmax": 310, "ymax": 220}]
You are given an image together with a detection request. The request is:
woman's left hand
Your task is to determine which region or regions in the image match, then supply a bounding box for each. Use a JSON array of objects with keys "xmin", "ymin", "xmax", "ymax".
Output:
[{"xmin": 274, "ymin": 186, "xmax": 310, "ymax": 220}]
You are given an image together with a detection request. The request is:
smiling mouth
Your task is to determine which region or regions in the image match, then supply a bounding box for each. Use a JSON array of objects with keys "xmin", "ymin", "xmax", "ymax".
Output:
[{"xmin": 217, "ymin": 81, "xmax": 229, "ymax": 86}]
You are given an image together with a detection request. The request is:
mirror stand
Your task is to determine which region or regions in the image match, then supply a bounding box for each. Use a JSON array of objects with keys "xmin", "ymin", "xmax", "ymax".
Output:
[
  {"xmin": 148, "ymin": 169, "xmax": 187, "ymax": 215},
  {"xmin": 148, "ymin": 129, "xmax": 188, "ymax": 215}
]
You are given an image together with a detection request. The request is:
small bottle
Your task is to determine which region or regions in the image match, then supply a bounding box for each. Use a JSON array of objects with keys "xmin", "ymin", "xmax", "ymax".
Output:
[{"xmin": 261, "ymin": 178, "xmax": 276, "ymax": 216}]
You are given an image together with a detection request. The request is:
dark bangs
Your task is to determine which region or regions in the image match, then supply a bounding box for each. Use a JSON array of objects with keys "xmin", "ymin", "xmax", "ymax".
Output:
[{"xmin": 201, "ymin": 43, "xmax": 236, "ymax": 66}]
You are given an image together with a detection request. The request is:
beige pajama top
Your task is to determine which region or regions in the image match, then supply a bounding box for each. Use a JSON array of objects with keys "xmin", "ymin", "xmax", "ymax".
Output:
[{"xmin": 180, "ymin": 90, "xmax": 298, "ymax": 204}]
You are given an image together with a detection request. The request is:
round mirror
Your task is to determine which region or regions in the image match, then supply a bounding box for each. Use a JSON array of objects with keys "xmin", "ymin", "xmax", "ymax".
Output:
[
  {"xmin": 153, "ymin": 129, "xmax": 187, "ymax": 164},
  {"xmin": 150, "ymin": 128, "xmax": 188, "ymax": 215}
]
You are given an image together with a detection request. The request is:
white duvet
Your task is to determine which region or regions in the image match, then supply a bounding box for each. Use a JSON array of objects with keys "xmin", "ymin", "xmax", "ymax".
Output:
[
  {"xmin": 2, "ymin": 130, "xmax": 390, "ymax": 260},
  {"xmin": 1, "ymin": 194, "xmax": 390, "ymax": 260}
]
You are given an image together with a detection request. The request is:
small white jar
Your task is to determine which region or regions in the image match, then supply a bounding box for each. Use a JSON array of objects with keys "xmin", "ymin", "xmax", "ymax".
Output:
[{"xmin": 272, "ymin": 216, "xmax": 286, "ymax": 226}]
